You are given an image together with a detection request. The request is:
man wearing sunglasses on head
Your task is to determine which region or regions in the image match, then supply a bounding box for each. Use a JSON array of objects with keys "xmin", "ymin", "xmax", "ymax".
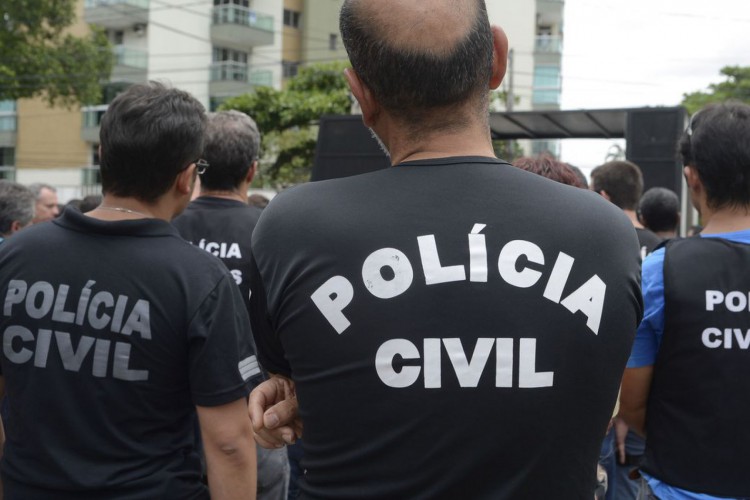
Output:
[
  {"xmin": 0, "ymin": 82, "xmax": 257, "ymax": 499},
  {"xmin": 621, "ymin": 101, "xmax": 750, "ymax": 500}
]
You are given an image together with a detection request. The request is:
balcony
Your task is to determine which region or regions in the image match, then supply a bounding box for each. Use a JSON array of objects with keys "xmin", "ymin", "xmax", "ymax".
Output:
[
  {"xmin": 0, "ymin": 101, "xmax": 16, "ymax": 147},
  {"xmin": 111, "ymin": 45, "xmax": 148, "ymax": 83},
  {"xmin": 534, "ymin": 36, "xmax": 563, "ymax": 55},
  {"xmin": 0, "ymin": 166, "xmax": 16, "ymax": 181},
  {"xmin": 84, "ymin": 0, "xmax": 149, "ymax": 30},
  {"xmin": 81, "ymin": 105, "xmax": 109, "ymax": 143},
  {"xmin": 211, "ymin": 6, "xmax": 274, "ymax": 52},
  {"xmin": 209, "ymin": 62, "xmax": 273, "ymax": 97}
]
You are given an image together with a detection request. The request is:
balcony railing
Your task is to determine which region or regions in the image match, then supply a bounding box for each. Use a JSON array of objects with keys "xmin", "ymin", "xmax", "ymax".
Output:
[
  {"xmin": 0, "ymin": 115, "xmax": 16, "ymax": 132},
  {"xmin": 85, "ymin": 0, "xmax": 149, "ymax": 8},
  {"xmin": 0, "ymin": 166, "xmax": 16, "ymax": 181},
  {"xmin": 113, "ymin": 45, "xmax": 148, "ymax": 69},
  {"xmin": 212, "ymin": 5, "xmax": 273, "ymax": 32},
  {"xmin": 210, "ymin": 62, "xmax": 272, "ymax": 87},
  {"xmin": 82, "ymin": 105, "xmax": 109, "ymax": 129},
  {"xmin": 534, "ymin": 36, "xmax": 563, "ymax": 54}
]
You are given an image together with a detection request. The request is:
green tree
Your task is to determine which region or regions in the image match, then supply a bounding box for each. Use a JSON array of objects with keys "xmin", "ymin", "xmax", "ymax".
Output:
[
  {"xmin": 681, "ymin": 66, "xmax": 750, "ymax": 114},
  {"xmin": 0, "ymin": 0, "xmax": 113, "ymax": 106},
  {"xmin": 220, "ymin": 61, "xmax": 351, "ymax": 187}
]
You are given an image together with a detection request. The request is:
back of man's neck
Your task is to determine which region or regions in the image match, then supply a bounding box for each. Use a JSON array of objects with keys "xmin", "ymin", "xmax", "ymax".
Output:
[{"xmin": 199, "ymin": 189, "xmax": 248, "ymax": 204}]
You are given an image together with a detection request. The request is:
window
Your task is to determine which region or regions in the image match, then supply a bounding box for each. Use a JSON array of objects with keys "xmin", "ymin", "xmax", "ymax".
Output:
[
  {"xmin": 0, "ymin": 100, "xmax": 16, "ymax": 132},
  {"xmin": 212, "ymin": 47, "xmax": 249, "ymax": 82},
  {"xmin": 283, "ymin": 9, "xmax": 301, "ymax": 28},
  {"xmin": 282, "ymin": 60, "xmax": 300, "ymax": 79},
  {"xmin": 329, "ymin": 33, "xmax": 338, "ymax": 51},
  {"xmin": 214, "ymin": 0, "xmax": 249, "ymax": 6},
  {"xmin": 0, "ymin": 147, "xmax": 15, "ymax": 166},
  {"xmin": 0, "ymin": 148, "xmax": 16, "ymax": 181},
  {"xmin": 532, "ymin": 65, "xmax": 561, "ymax": 105},
  {"xmin": 213, "ymin": 47, "xmax": 248, "ymax": 63}
]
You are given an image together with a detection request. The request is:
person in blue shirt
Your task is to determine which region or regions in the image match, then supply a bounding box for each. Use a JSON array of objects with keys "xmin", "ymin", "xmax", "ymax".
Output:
[{"xmin": 621, "ymin": 101, "xmax": 750, "ymax": 500}]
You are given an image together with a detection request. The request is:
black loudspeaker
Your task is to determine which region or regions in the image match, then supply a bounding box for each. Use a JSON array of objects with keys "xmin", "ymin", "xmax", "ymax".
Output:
[
  {"xmin": 626, "ymin": 108, "xmax": 687, "ymax": 197},
  {"xmin": 311, "ymin": 115, "xmax": 390, "ymax": 182}
]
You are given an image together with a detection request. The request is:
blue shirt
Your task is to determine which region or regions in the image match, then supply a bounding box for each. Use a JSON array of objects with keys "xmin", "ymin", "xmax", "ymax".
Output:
[{"xmin": 627, "ymin": 229, "xmax": 750, "ymax": 500}]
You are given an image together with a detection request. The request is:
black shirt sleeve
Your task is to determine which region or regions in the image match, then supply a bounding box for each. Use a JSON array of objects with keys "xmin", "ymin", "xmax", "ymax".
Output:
[
  {"xmin": 187, "ymin": 274, "xmax": 259, "ymax": 406},
  {"xmin": 248, "ymin": 253, "xmax": 292, "ymax": 377}
]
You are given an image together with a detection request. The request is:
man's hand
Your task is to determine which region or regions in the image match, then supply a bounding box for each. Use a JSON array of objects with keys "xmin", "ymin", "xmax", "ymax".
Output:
[
  {"xmin": 613, "ymin": 417, "xmax": 629, "ymax": 465},
  {"xmin": 248, "ymin": 375, "xmax": 303, "ymax": 449}
]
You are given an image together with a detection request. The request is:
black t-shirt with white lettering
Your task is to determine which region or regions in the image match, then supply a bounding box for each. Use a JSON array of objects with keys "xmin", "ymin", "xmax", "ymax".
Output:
[
  {"xmin": 249, "ymin": 157, "xmax": 643, "ymax": 499},
  {"xmin": 0, "ymin": 208, "xmax": 256, "ymax": 499},
  {"xmin": 173, "ymin": 196, "xmax": 263, "ymax": 315}
]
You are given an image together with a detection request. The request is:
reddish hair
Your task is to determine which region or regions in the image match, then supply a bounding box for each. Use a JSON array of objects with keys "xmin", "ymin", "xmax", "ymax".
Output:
[{"xmin": 512, "ymin": 154, "xmax": 585, "ymax": 189}]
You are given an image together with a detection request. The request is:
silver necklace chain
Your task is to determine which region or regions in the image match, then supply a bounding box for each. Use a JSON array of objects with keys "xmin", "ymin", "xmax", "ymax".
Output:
[{"xmin": 98, "ymin": 205, "xmax": 152, "ymax": 218}]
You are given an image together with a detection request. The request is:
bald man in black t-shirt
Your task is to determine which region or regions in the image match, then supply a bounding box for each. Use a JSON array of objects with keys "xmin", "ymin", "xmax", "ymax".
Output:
[{"xmin": 247, "ymin": 2, "xmax": 642, "ymax": 498}]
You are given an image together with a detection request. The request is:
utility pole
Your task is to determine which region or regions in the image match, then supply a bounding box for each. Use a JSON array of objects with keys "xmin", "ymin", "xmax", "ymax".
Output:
[{"xmin": 505, "ymin": 48, "xmax": 515, "ymax": 157}]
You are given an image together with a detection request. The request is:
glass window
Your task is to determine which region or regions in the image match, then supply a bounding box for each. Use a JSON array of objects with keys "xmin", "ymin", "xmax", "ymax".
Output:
[{"xmin": 283, "ymin": 9, "xmax": 300, "ymax": 28}]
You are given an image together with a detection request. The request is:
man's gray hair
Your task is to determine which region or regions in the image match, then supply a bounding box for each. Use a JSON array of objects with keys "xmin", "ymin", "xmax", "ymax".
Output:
[
  {"xmin": 200, "ymin": 110, "xmax": 262, "ymax": 191},
  {"xmin": 27, "ymin": 182, "xmax": 57, "ymax": 200},
  {"xmin": 0, "ymin": 180, "xmax": 35, "ymax": 235}
]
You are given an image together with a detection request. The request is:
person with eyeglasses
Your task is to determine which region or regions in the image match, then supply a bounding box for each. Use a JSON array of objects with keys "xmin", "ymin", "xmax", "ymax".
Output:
[
  {"xmin": 173, "ymin": 110, "xmax": 291, "ymax": 500},
  {"xmin": 0, "ymin": 82, "xmax": 258, "ymax": 499},
  {"xmin": 620, "ymin": 101, "xmax": 750, "ymax": 500}
]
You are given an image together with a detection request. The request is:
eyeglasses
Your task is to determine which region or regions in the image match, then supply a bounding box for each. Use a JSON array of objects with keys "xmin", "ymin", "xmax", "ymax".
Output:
[
  {"xmin": 195, "ymin": 159, "xmax": 209, "ymax": 175},
  {"xmin": 180, "ymin": 158, "xmax": 209, "ymax": 175}
]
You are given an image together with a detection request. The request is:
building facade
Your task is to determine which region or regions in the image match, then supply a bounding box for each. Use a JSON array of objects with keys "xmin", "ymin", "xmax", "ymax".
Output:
[
  {"xmin": 487, "ymin": 0, "xmax": 565, "ymax": 156},
  {"xmin": 4, "ymin": 0, "xmax": 561, "ymax": 196},
  {"xmin": 6, "ymin": 0, "xmax": 345, "ymax": 199}
]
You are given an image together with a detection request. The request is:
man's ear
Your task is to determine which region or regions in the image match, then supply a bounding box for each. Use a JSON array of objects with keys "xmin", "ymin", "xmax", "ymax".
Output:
[
  {"xmin": 489, "ymin": 25, "xmax": 509, "ymax": 90},
  {"xmin": 246, "ymin": 161, "xmax": 258, "ymax": 184},
  {"xmin": 345, "ymin": 68, "xmax": 379, "ymax": 128},
  {"xmin": 683, "ymin": 165, "xmax": 703, "ymax": 198},
  {"xmin": 9, "ymin": 220, "xmax": 22, "ymax": 235},
  {"xmin": 599, "ymin": 190, "xmax": 611, "ymax": 202},
  {"xmin": 176, "ymin": 163, "xmax": 196, "ymax": 196}
]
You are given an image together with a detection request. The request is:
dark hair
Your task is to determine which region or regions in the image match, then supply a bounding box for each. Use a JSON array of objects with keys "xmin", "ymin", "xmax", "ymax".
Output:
[
  {"xmin": 590, "ymin": 160, "xmax": 644, "ymax": 210},
  {"xmin": 79, "ymin": 194, "xmax": 102, "ymax": 213},
  {"xmin": 200, "ymin": 111, "xmax": 260, "ymax": 191},
  {"xmin": 99, "ymin": 82, "xmax": 207, "ymax": 203},
  {"xmin": 513, "ymin": 155, "xmax": 585, "ymax": 188},
  {"xmin": 248, "ymin": 193, "xmax": 269, "ymax": 209},
  {"xmin": 568, "ymin": 164, "xmax": 589, "ymax": 189},
  {"xmin": 638, "ymin": 187, "xmax": 679, "ymax": 233},
  {"xmin": 678, "ymin": 101, "xmax": 750, "ymax": 209},
  {"xmin": 0, "ymin": 180, "xmax": 35, "ymax": 234},
  {"xmin": 340, "ymin": 0, "xmax": 493, "ymax": 128}
]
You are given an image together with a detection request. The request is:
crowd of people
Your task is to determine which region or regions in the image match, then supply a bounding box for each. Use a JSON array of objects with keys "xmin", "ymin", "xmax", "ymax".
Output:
[{"xmin": 0, "ymin": 0, "xmax": 748, "ymax": 499}]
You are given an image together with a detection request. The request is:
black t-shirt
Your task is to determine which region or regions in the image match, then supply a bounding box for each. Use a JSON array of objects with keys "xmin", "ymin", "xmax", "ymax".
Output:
[
  {"xmin": 173, "ymin": 196, "xmax": 263, "ymax": 317},
  {"xmin": 636, "ymin": 227, "xmax": 662, "ymax": 261},
  {"xmin": 0, "ymin": 208, "xmax": 257, "ymax": 499},
  {"xmin": 250, "ymin": 157, "xmax": 643, "ymax": 499}
]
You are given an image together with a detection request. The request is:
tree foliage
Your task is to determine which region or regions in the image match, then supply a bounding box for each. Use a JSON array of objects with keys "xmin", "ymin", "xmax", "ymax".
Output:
[
  {"xmin": 681, "ymin": 66, "xmax": 750, "ymax": 114},
  {"xmin": 220, "ymin": 61, "xmax": 351, "ymax": 187},
  {"xmin": 0, "ymin": 0, "xmax": 113, "ymax": 106}
]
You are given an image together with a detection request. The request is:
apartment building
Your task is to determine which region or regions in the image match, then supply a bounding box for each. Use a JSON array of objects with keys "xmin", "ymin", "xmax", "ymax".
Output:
[
  {"xmin": 487, "ymin": 0, "xmax": 565, "ymax": 156},
  {"xmin": 5, "ymin": 0, "xmax": 346, "ymax": 199},
  {"xmin": 2, "ymin": 0, "xmax": 562, "ymax": 196}
]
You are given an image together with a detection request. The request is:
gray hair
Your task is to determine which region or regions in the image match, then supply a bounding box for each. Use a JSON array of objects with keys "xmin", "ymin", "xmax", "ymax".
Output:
[
  {"xmin": 0, "ymin": 180, "xmax": 36, "ymax": 235},
  {"xmin": 200, "ymin": 110, "xmax": 261, "ymax": 191},
  {"xmin": 27, "ymin": 182, "xmax": 57, "ymax": 200}
]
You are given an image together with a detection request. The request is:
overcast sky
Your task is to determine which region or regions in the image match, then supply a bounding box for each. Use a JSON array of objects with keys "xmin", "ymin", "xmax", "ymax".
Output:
[{"xmin": 559, "ymin": 0, "xmax": 749, "ymax": 168}]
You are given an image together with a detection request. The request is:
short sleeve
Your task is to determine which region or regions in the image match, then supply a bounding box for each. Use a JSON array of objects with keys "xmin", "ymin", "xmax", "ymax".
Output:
[
  {"xmin": 627, "ymin": 248, "xmax": 666, "ymax": 368},
  {"xmin": 188, "ymin": 274, "xmax": 260, "ymax": 407},
  {"xmin": 248, "ymin": 254, "xmax": 292, "ymax": 377}
]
